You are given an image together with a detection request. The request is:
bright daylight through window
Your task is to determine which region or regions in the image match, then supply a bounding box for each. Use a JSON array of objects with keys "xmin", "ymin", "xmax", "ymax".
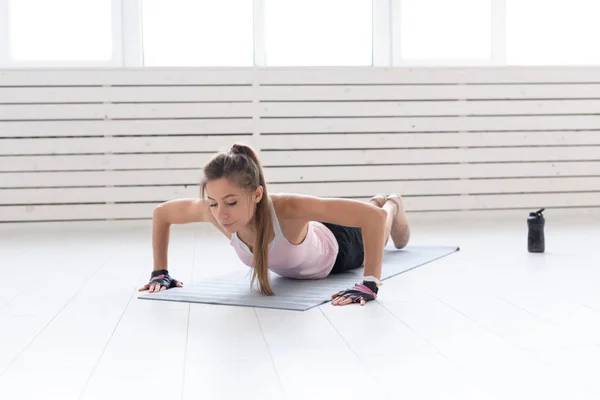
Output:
[
  {"xmin": 141, "ymin": 0, "xmax": 254, "ymax": 66},
  {"xmin": 9, "ymin": 0, "xmax": 112, "ymax": 61},
  {"xmin": 400, "ymin": 0, "xmax": 492, "ymax": 60},
  {"xmin": 506, "ymin": 0, "xmax": 600, "ymax": 65},
  {"xmin": 5, "ymin": 0, "xmax": 600, "ymax": 66},
  {"xmin": 264, "ymin": 0, "xmax": 372, "ymax": 66}
]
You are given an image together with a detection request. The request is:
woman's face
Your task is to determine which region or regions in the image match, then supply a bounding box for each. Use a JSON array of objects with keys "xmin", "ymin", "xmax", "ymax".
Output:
[{"xmin": 205, "ymin": 178, "xmax": 262, "ymax": 233}]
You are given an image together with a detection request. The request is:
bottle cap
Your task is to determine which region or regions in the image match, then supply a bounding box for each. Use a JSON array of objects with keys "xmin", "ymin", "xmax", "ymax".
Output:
[{"xmin": 529, "ymin": 208, "xmax": 545, "ymax": 218}]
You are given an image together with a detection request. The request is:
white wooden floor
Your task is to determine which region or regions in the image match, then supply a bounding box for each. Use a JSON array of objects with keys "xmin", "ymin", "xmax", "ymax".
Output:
[{"xmin": 1, "ymin": 211, "xmax": 599, "ymax": 400}]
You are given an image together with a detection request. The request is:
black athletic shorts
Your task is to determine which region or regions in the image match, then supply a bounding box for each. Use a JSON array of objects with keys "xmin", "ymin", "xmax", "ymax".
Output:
[{"xmin": 320, "ymin": 222, "xmax": 365, "ymax": 274}]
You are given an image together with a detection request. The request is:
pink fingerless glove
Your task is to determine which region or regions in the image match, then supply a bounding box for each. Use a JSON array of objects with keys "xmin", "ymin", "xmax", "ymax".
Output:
[
  {"xmin": 149, "ymin": 269, "xmax": 182, "ymax": 290},
  {"xmin": 335, "ymin": 281, "xmax": 378, "ymax": 303}
]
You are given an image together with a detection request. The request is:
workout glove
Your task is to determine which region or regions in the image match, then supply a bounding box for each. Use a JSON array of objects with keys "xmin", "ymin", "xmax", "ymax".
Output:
[
  {"xmin": 334, "ymin": 281, "xmax": 378, "ymax": 304},
  {"xmin": 148, "ymin": 269, "xmax": 182, "ymax": 290}
]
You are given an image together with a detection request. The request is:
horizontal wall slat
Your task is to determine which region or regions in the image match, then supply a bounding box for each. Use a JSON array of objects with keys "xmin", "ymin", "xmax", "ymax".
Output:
[
  {"xmin": 0, "ymin": 135, "xmax": 254, "ymax": 155},
  {"xmin": 0, "ymin": 169, "xmax": 203, "ymax": 187},
  {"xmin": 261, "ymin": 100, "xmax": 600, "ymax": 117},
  {"xmin": 3, "ymin": 67, "xmax": 600, "ymax": 87},
  {"xmin": 5, "ymin": 162, "xmax": 600, "ymax": 188},
  {"xmin": 419, "ymin": 192, "xmax": 600, "ymax": 210},
  {"xmin": 1, "ymin": 103, "xmax": 255, "ymax": 120},
  {"xmin": 0, "ymin": 119, "xmax": 254, "ymax": 137},
  {"xmin": 0, "ymin": 154, "xmax": 215, "ymax": 171},
  {"xmin": 0, "ymin": 186, "xmax": 196, "ymax": 204},
  {"xmin": 258, "ymin": 67, "xmax": 600, "ymax": 84},
  {"xmin": 260, "ymin": 147, "xmax": 600, "ymax": 166},
  {"xmin": 10, "ymin": 99, "xmax": 600, "ymax": 120},
  {"xmin": 108, "ymin": 86, "xmax": 254, "ymax": 103},
  {"xmin": 272, "ymin": 178, "xmax": 600, "ymax": 197},
  {"xmin": 5, "ymin": 115, "xmax": 599, "ymax": 137},
  {"xmin": 2, "ymin": 104, "xmax": 101, "ymax": 119},
  {"xmin": 3, "ymin": 114, "xmax": 599, "ymax": 139},
  {"xmin": 0, "ymin": 131, "xmax": 600, "ymax": 159},
  {"xmin": 260, "ymin": 116, "xmax": 600, "ymax": 134},
  {"xmin": 0, "ymin": 203, "xmax": 158, "ymax": 221},
  {"xmin": 259, "ymin": 132, "xmax": 600, "ymax": 149},
  {"xmin": 0, "ymin": 69, "xmax": 255, "ymax": 86},
  {"xmin": 2, "ymin": 192, "xmax": 599, "ymax": 221},
  {"xmin": 3, "ymin": 147, "xmax": 598, "ymax": 171},
  {"xmin": 267, "ymin": 162, "xmax": 600, "ymax": 181},
  {"xmin": 107, "ymin": 103, "xmax": 254, "ymax": 119},
  {"xmin": 259, "ymin": 84, "xmax": 600, "ymax": 101},
  {"xmin": 0, "ymin": 86, "xmax": 254, "ymax": 104},
  {"xmin": 3, "ymin": 177, "xmax": 600, "ymax": 204}
]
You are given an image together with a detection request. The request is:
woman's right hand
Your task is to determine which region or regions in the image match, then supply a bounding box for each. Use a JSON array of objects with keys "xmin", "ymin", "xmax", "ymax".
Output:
[{"xmin": 138, "ymin": 269, "xmax": 183, "ymax": 293}]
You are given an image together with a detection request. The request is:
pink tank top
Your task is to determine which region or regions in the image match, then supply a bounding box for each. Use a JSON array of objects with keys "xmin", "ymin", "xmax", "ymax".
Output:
[{"xmin": 229, "ymin": 196, "xmax": 339, "ymax": 279}]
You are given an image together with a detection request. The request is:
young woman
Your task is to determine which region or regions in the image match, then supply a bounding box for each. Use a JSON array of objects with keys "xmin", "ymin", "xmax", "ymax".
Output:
[{"xmin": 138, "ymin": 143, "xmax": 410, "ymax": 307}]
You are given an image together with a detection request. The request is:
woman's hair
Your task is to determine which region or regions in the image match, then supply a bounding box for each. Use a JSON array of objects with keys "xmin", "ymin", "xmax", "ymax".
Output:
[{"xmin": 200, "ymin": 143, "xmax": 274, "ymax": 296}]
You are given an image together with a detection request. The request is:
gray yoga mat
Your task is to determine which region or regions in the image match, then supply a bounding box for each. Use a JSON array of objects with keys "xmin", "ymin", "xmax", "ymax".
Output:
[{"xmin": 138, "ymin": 245, "xmax": 459, "ymax": 311}]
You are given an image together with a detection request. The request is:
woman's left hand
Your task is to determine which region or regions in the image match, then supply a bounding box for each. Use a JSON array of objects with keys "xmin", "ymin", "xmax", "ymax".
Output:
[{"xmin": 331, "ymin": 283, "xmax": 378, "ymax": 306}]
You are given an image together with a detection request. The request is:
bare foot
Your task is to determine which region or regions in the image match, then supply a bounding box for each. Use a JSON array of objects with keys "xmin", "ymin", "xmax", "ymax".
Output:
[
  {"xmin": 369, "ymin": 193, "xmax": 386, "ymax": 208},
  {"xmin": 385, "ymin": 194, "xmax": 410, "ymax": 249},
  {"xmin": 370, "ymin": 193, "xmax": 389, "ymax": 246}
]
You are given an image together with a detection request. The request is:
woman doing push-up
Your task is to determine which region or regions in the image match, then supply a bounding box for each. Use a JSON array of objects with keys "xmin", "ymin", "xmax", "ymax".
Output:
[{"xmin": 138, "ymin": 143, "xmax": 410, "ymax": 306}]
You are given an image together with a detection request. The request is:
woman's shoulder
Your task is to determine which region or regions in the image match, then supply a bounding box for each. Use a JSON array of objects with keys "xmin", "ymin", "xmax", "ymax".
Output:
[
  {"xmin": 270, "ymin": 192, "xmax": 326, "ymax": 220},
  {"xmin": 269, "ymin": 193, "xmax": 314, "ymax": 241},
  {"xmin": 269, "ymin": 193, "xmax": 302, "ymax": 220}
]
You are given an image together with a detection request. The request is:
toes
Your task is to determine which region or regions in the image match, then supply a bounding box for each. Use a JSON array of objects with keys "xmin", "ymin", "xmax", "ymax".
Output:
[{"xmin": 369, "ymin": 194, "xmax": 387, "ymax": 207}]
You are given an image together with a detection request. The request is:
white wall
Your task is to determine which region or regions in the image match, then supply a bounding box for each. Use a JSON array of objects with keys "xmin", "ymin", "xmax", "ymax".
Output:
[{"xmin": 1, "ymin": 66, "xmax": 600, "ymax": 223}]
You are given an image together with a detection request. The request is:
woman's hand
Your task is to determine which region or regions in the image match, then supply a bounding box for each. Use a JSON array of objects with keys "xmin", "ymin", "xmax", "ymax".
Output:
[
  {"xmin": 138, "ymin": 269, "xmax": 183, "ymax": 293},
  {"xmin": 331, "ymin": 282, "xmax": 378, "ymax": 306}
]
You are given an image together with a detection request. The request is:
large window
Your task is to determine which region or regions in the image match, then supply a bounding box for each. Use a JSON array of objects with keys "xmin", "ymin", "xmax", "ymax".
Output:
[
  {"xmin": 2, "ymin": 0, "xmax": 600, "ymax": 67},
  {"xmin": 8, "ymin": 0, "xmax": 112, "ymax": 62},
  {"xmin": 141, "ymin": 0, "xmax": 254, "ymax": 67},
  {"xmin": 506, "ymin": 0, "xmax": 600, "ymax": 65},
  {"xmin": 264, "ymin": 0, "xmax": 372, "ymax": 66},
  {"xmin": 399, "ymin": 0, "xmax": 491, "ymax": 60}
]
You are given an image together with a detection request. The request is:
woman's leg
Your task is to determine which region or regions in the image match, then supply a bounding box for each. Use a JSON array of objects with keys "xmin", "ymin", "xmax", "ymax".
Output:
[
  {"xmin": 385, "ymin": 194, "xmax": 410, "ymax": 249},
  {"xmin": 369, "ymin": 194, "xmax": 393, "ymax": 246}
]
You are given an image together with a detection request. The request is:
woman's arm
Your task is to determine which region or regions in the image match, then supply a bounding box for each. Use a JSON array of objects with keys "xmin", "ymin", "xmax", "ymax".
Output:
[
  {"xmin": 152, "ymin": 198, "xmax": 210, "ymax": 270},
  {"xmin": 140, "ymin": 198, "xmax": 211, "ymax": 293}
]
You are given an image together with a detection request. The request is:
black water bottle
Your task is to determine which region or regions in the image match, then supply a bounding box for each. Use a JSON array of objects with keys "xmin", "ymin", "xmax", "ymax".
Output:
[{"xmin": 527, "ymin": 208, "xmax": 545, "ymax": 253}]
